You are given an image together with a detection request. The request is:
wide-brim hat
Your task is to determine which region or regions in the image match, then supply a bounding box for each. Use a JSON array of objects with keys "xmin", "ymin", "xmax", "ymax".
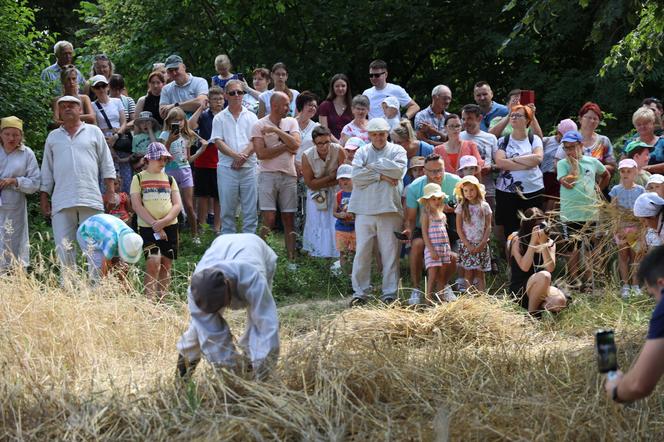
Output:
[
  {"xmin": 118, "ymin": 231, "xmax": 143, "ymax": 264},
  {"xmin": 135, "ymin": 111, "xmax": 160, "ymax": 130},
  {"xmin": 417, "ymin": 183, "xmax": 447, "ymax": 204},
  {"xmin": 454, "ymin": 175, "xmax": 486, "ymax": 201},
  {"xmin": 145, "ymin": 142, "xmax": 172, "ymax": 160}
]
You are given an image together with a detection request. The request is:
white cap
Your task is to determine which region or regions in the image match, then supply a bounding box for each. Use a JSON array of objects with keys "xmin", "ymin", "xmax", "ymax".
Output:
[
  {"xmin": 336, "ymin": 164, "xmax": 352, "ymax": 179},
  {"xmin": 618, "ymin": 158, "xmax": 637, "ymax": 169},
  {"xmin": 457, "ymin": 155, "xmax": 479, "ymax": 171},
  {"xmin": 382, "ymin": 96, "xmax": 399, "ymax": 110},
  {"xmin": 57, "ymin": 95, "xmax": 82, "ymax": 105},
  {"xmin": 646, "ymin": 174, "xmax": 664, "ymax": 186},
  {"xmin": 366, "ymin": 118, "xmax": 390, "ymax": 132},
  {"xmin": 90, "ymin": 75, "xmax": 109, "ymax": 87},
  {"xmin": 633, "ymin": 192, "xmax": 664, "ymax": 217}
]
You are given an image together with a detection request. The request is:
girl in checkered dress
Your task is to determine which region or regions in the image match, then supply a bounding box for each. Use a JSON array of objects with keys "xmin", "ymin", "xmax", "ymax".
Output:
[{"xmin": 419, "ymin": 183, "xmax": 453, "ymax": 303}]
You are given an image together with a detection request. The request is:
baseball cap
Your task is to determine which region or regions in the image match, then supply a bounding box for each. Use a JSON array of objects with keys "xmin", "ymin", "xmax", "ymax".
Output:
[
  {"xmin": 457, "ymin": 155, "xmax": 479, "ymax": 171},
  {"xmin": 557, "ymin": 118, "xmax": 578, "ymax": 135},
  {"xmin": 336, "ymin": 164, "xmax": 352, "ymax": 179},
  {"xmin": 57, "ymin": 95, "xmax": 82, "ymax": 105},
  {"xmin": 164, "ymin": 54, "xmax": 183, "ymax": 69},
  {"xmin": 633, "ymin": 192, "xmax": 664, "ymax": 217},
  {"xmin": 118, "ymin": 231, "xmax": 143, "ymax": 264},
  {"xmin": 344, "ymin": 137, "xmax": 364, "ymax": 150},
  {"xmin": 561, "ymin": 130, "xmax": 583, "ymax": 143},
  {"xmin": 145, "ymin": 142, "xmax": 172, "ymax": 160},
  {"xmin": 382, "ymin": 96, "xmax": 399, "ymax": 110},
  {"xmin": 618, "ymin": 158, "xmax": 637, "ymax": 169},
  {"xmin": 646, "ymin": 174, "xmax": 664, "ymax": 185},
  {"xmin": 409, "ymin": 156, "xmax": 425, "ymax": 169},
  {"xmin": 90, "ymin": 75, "xmax": 109, "ymax": 87},
  {"xmin": 624, "ymin": 140, "xmax": 653, "ymax": 155},
  {"xmin": 366, "ymin": 118, "xmax": 390, "ymax": 132},
  {"xmin": 191, "ymin": 268, "xmax": 229, "ymax": 314}
]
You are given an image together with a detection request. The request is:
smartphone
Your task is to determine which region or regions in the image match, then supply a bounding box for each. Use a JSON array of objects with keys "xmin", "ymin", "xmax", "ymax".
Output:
[
  {"xmin": 394, "ymin": 231, "xmax": 409, "ymax": 241},
  {"xmin": 171, "ymin": 123, "xmax": 180, "ymax": 135},
  {"xmin": 520, "ymin": 90, "xmax": 535, "ymax": 105},
  {"xmin": 237, "ymin": 72, "xmax": 244, "ymax": 82},
  {"xmin": 595, "ymin": 329, "xmax": 618, "ymax": 374},
  {"xmin": 153, "ymin": 232, "xmax": 161, "ymax": 240}
]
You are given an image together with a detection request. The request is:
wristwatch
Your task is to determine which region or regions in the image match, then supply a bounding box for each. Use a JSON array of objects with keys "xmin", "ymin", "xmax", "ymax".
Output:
[
  {"xmin": 174, "ymin": 102, "xmax": 180, "ymax": 108},
  {"xmin": 611, "ymin": 385, "xmax": 622, "ymax": 403}
]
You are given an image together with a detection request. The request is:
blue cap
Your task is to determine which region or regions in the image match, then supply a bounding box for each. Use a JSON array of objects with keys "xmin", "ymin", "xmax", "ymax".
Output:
[{"xmin": 561, "ymin": 130, "xmax": 583, "ymax": 143}]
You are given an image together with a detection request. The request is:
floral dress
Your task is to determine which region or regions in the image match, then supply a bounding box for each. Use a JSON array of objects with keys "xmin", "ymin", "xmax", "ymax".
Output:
[{"xmin": 455, "ymin": 201, "xmax": 492, "ymax": 271}]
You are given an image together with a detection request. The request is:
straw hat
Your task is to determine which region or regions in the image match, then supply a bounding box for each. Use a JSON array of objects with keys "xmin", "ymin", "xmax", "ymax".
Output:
[
  {"xmin": 417, "ymin": 183, "xmax": 447, "ymax": 204},
  {"xmin": 454, "ymin": 175, "xmax": 486, "ymax": 201}
]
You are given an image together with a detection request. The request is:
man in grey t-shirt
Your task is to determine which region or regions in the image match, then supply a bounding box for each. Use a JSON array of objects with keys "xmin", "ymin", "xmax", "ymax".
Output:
[
  {"xmin": 159, "ymin": 54, "xmax": 209, "ymax": 118},
  {"xmin": 460, "ymin": 104, "xmax": 497, "ymax": 209}
]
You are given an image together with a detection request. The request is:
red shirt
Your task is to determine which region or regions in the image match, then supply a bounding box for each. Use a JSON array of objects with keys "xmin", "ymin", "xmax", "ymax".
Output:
[{"xmin": 318, "ymin": 100, "xmax": 353, "ymax": 139}]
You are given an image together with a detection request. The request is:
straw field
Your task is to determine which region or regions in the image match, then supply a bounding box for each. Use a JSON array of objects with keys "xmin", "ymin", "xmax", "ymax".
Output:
[{"xmin": 1, "ymin": 268, "xmax": 663, "ymax": 441}]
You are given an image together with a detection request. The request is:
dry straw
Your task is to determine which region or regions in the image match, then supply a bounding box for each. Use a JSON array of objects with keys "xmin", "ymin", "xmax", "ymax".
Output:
[{"xmin": 1, "ymin": 263, "xmax": 663, "ymax": 440}]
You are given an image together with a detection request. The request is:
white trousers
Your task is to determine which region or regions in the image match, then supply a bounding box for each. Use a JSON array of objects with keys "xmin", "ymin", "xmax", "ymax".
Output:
[
  {"xmin": 351, "ymin": 213, "xmax": 402, "ymax": 300},
  {"xmin": 52, "ymin": 206, "xmax": 101, "ymax": 269}
]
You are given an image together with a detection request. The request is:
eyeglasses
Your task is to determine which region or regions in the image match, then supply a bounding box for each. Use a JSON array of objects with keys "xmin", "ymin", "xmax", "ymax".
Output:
[
  {"xmin": 447, "ymin": 124, "xmax": 462, "ymax": 129},
  {"xmin": 227, "ymin": 90, "xmax": 245, "ymax": 96},
  {"xmin": 509, "ymin": 114, "xmax": 526, "ymax": 119},
  {"xmin": 94, "ymin": 54, "xmax": 109, "ymax": 61},
  {"xmin": 314, "ymin": 140, "xmax": 331, "ymax": 147},
  {"xmin": 369, "ymin": 72, "xmax": 386, "ymax": 78}
]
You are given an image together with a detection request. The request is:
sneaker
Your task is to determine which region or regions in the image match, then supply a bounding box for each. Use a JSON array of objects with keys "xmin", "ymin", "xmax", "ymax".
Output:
[
  {"xmin": 192, "ymin": 237, "xmax": 202, "ymax": 245},
  {"xmin": 442, "ymin": 285, "xmax": 457, "ymax": 302},
  {"xmin": 349, "ymin": 297, "xmax": 367, "ymax": 307},
  {"xmin": 620, "ymin": 285, "xmax": 631, "ymax": 300},
  {"xmin": 407, "ymin": 289, "xmax": 424, "ymax": 306},
  {"xmin": 206, "ymin": 213, "xmax": 214, "ymax": 226},
  {"xmin": 286, "ymin": 262, "xmax": 298, "ymax": 272},
  {"xmin": 330, "ymin": 260, "xmax": 342, "ymax": 276},
  {"xmin": 176, "ymin": 354, "xmax": 200, "ymax": 379},
  {"xmin": 382, "ymin": 296, "xmax": 397, "ymax": 305},
  {"xmin": 455, "ymin": 278, "xmax": 467, "ymax": 293}
]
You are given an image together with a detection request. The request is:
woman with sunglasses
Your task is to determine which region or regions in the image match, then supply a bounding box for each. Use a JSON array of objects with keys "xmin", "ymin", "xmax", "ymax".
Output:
[{"xmin": 494, "ymin": 104, "xmax": 544, "ymax": 237}]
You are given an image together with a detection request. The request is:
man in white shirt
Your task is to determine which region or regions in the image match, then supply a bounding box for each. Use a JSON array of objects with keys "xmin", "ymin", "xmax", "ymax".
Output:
[
  {"xmin": 159, "ymin": 54, "xmax": 209, "ymax": 118},
  {"xmin": 176, "ymin": 233, "xmax": 279, "ymax": 380},
  {"xmin": 363, "ymin": 59, "xmax": 419, "ymax": 120},
  {"xmin": 348, "ymin": 118, "xmax": 407, "ymax": 305},
  {"xmin": 211, "ymin": 80, "xmax": 259, "ymax": 234},
  {"xmin": 40, "ymin": 95, "xmax": 116, "ymax": 272}
]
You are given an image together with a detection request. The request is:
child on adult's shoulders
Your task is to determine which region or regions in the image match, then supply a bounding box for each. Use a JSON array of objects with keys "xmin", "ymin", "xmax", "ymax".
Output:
[{"xmin": 381, "ymin": 96, "xmax": 400, "ymax": 131}]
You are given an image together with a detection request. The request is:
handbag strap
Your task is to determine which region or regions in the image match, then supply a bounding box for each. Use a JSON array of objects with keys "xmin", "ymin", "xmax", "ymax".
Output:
[{"xmin": 95, "ymin": 100, "xmax": 114, "ymax": 132}]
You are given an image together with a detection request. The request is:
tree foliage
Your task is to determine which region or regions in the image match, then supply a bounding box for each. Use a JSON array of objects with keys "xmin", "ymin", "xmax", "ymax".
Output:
[{"xmin": 0, "ymin": 0, "xmax": 54, "ymax": 148}]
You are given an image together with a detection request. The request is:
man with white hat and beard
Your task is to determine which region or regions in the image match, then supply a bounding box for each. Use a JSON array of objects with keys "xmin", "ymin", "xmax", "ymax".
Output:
[{"xmin": 176, "ymin": 233, "xmax": 279, "ymax": 380}]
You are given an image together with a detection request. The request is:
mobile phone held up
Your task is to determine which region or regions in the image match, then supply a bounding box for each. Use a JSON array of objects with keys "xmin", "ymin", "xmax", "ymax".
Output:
[
  {"xmin": 519, "ymin": 90, "xmax": 535, "ymax": 106},
  {"xmin": 595, "ymin": 329, "xmax": 619, "ymax": 379},
  {"xmin": 393, "ymin": 231, "xmax": 409, "ymax": 241},
  {"xmin": 237, "ymin": 72, "xmax": 244, "ymax": 82},
  {"xmin": 171, "ymin": 122, "xmax": 180, "ymax": 135}
]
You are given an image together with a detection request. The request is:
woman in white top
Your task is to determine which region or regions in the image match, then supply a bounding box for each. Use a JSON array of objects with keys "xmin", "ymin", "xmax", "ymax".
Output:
[
  {"xmin": 301, "ymin": 126, "xmax": 346, "ymax": 258},
  {"xmin": 494, "ymin": 104, "xmax": 544, "ymax": 236},
  {"xmin": 294, "ymin": 92, "xmax": 320, "ymax": 174},
  {"xmin": 257, "ymin": 62, "xmax": 299, "ymax": 118}
]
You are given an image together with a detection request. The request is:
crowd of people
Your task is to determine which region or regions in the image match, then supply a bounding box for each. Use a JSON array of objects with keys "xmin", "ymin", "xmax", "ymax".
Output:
[
  {"xmin": 1, "ymin": 39, "xmax": 663, "ymax": 400},
  {"xmin": 0, "ymin": 41, "xmax": 662, "ymax": 308}
]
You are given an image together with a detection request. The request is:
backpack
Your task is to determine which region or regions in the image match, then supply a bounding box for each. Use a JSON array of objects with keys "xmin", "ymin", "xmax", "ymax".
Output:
[
  {"xmin": 499, "ymin": 132, "xmax": 535, "ymax": 152},
  {"xmin": 131, "ymin": 172, "xmax": 175, "ymax": 231}
]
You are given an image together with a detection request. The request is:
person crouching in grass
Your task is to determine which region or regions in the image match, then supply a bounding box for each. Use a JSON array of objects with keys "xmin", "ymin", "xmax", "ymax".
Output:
[
  {"xmin": 557, "ymin": 130, "xmax": 610, "ymax": 291},
  {"xmin": 130, "ymin": 142, "xmax": 182, "ymax": 301}
]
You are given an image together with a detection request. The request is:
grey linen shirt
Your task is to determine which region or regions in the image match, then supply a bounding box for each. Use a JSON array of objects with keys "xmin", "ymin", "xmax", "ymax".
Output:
[
  {"xmin": 40, "ymin": 123, "xmax": 116, "ymax": 213},
  {"xmin": 348, "ymin": 141, "xmax": 407, "ymax": 215}
]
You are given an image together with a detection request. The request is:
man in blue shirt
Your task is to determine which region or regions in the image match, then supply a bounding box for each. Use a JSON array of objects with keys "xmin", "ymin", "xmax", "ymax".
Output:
[
  {"xmin": 604, "ymin": 246, "xmax": 664, "ymax": 403},
  {"xmin": 40, "ymin": 41, "xmax": 85, "ymax": 95},
  {"xmin": 473, "ymin": 81, "xmax": 508, "ymax": 132}
]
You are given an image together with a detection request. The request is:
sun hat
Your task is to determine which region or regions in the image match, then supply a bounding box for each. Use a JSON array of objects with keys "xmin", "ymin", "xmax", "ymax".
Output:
[
  {"xmin": 453, "ymin": 175, "xmax": 486, "ymax": 201},
  {"xmin": 0, "ymin": 116, "xmax": 23, "ymax": 133},
  {"xmin": 366, "ymin": 118, "xmax": 390, "ymax": 132},
  {"xmin": 633, "ymin": 192, "xmax": 664, "ymax": 217},
  {"xmin": 344, "ymin": 137, "xmax": 364, "ymax": 150},
  {"xmin": 561, "ymin": 130, "xmax": 583, "ymax": 143},
  {"xmin": 557, "ymin": 118, "xmax": 578, "ymax": 135},
  {"xmin": 164, "ymin": 54, "xmax": 183, "ymax": 69},
  {"xmin": 409, "ymin": 156, "xmax": 425, "ymax": 170},
  {"xmin": 135, "ymin": 111, "xmax": 160, "ymax": 131},
  {"xmin": 118, "ymin": 231, "xmax": 143, "ymax": 264},
  {"xmin": 382, "ymin": 96, "xmax": 399, "ymax": 110},
  {"xmin": 646, "ymin": 174, "xmax": 664, "ymax": 186},
  {"xmin": 618, "ymin": 158, "xmax": 637, "ymax": 169},
  {"xmin": 624, "ymin": 140, "xmax": 653, "ymax": 155},
  {"xmin": 417, "ymin": 183, "xmax": 447, "ymax": 204},
  {"xmin": 57, "ymin": 95, "xmax": 81, "ymax": 105},
  {"xmin": 457, "ymin": 155, "xmax": 479, "ymax": 172},
  {"xmin": 145, "ymin": 142, "xmax": 172, "ymax": 160},
  {"xmin": 190, "ymin": 268, "xmax": 229, "ymax": 314},
  {"xmin": 89, "ymin": 75, "xmax": 109, "ymax": 87},
  {"xmin": 336, "ymin": 164, "xmax": 352, "ymax": 179}
]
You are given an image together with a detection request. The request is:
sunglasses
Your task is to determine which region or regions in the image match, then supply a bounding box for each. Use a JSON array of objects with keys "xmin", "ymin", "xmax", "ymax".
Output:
[
  {"xmin": 369, "ymin": 72, "xmax": 386, "ymax": 78},
  {"xmin": 227, "ymin": 90, "xmax": 245, "ymax": 96}
]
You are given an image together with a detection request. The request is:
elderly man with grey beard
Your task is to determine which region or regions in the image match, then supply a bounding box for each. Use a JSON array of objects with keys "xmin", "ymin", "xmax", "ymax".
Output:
[
  {"xmin": 414, "ymin": 84, "xmax": 453, "ymax": 146},
  {"xmin": 348, "ymin": 118, "xmax": 407, "ymax": 306}
]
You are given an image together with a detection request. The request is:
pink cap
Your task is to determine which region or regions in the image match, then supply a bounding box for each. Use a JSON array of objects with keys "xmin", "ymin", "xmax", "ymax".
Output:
[
  {"xmin": 618, "ymin": 158, "xmax": 637, "ymax": 169},
  {"xmin": 557, "ymin": 118, "xmax": 578, "ymax": 135},
  {"xmin": 457, "ymin": 155, "xmax": 479, "ymax": 171}
]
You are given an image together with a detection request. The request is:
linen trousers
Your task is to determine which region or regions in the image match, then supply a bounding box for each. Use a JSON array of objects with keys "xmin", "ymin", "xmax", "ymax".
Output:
[{"xmin": 217, "ymin": 165, "xmax": 258, "ymax": 234}]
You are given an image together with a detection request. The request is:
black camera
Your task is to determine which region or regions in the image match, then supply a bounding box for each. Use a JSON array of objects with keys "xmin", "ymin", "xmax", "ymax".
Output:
[{"xmin": 536, "ymin": 221, "xmax": 550, "ymax": 235}]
